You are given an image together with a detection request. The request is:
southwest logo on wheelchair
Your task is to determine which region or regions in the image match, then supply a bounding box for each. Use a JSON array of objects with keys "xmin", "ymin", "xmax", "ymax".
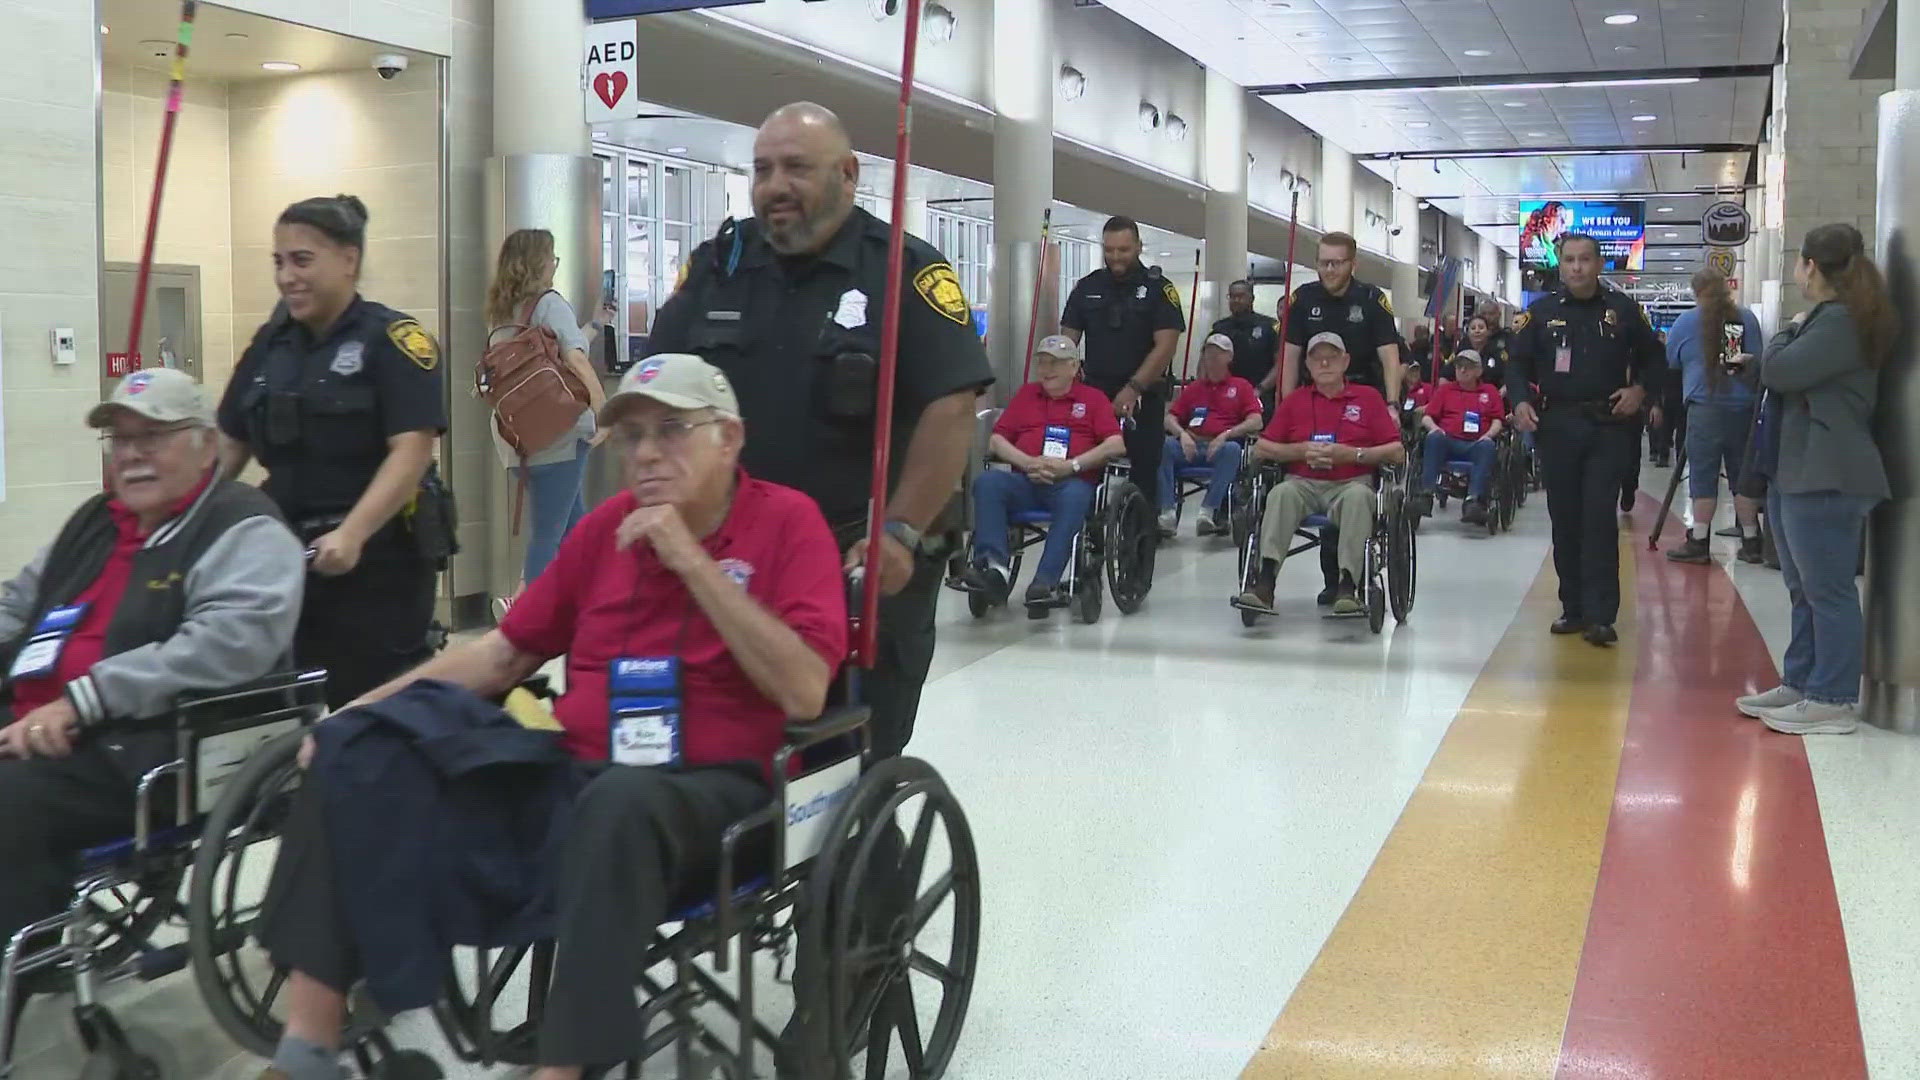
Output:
[{"xmin": 787, "ymin": 774, "xmax": 858, "ymax": 828}]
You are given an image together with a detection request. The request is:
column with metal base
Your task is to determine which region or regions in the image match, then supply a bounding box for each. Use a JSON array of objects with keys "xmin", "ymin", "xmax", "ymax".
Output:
[{"xmin": 988, "ymin": 0, "xmax": 1054, "ymax": 402}]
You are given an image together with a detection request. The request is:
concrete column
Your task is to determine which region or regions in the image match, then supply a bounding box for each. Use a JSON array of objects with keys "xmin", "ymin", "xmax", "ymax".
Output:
[
  {"xmin": 988, "ymin": 0, "xmax": 1054, "ymax": 403},
  {"xmin": 1862, "ymin": 0, "xmax": 1920, "ymax": 733},
  {"xmin": 1201, "ymin": 68, "xmax": 1249, "ymax": 345},
  {"xmin": 902, "ymin": 195, "xmax": 930, "ymax": 236},
  {"xmin": 485, "ymin": 0, "xmax": 601, "ymax": 602},
  {"xmin": 1477, "ymin": 234, "xmax": 1499, "ymax": 294},
  {"xmin": 1319, "ymin": 141, "xmax": 1353, "ymax": 235},
  {"xmin": 1388, "ymin": 187, "xmax": 1420, "ymax": 332}
]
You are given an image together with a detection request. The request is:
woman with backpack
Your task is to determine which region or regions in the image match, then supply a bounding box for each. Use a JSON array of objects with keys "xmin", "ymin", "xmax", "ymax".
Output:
[
  {"xmin": 484, "ymin": 229, "xmax": 608, "ymax": 609},
  {"xmin": 1663, "ymin": 267, "xmax": 1766, "ymax": 565}
]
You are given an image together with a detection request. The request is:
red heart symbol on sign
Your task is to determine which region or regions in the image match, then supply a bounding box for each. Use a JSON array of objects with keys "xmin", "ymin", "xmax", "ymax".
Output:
[{"xmin": 594, "ymin": 70, "xmax": 629, "ymax": 110}]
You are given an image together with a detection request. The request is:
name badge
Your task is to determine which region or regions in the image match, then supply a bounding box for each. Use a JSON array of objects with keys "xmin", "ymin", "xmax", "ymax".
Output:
[
  {"xmin": 1187, "ymin": 406, "xmax": 1209, "ymax": 429},
  {"xmin": 1042, "ymin": 424, "xmax": 1071, "ymax": 460},
  {"xmin": 1554, "ymin": 343, "xmax": 1573, "ymax": 375},
  {"xmin": 1310, "ymin": 432, "xmax": 1335, "ymax": 469},
  {"xmin": 1464, "ymin": 410, "xmax": 1482, "ymax": 434},
  {"xmin": 609, "ymin": 656, "xmax": 681, "ymax": 767},
  {"xmin": 9, "ymin": 603, "xmax": 88, "ymax": 681}
]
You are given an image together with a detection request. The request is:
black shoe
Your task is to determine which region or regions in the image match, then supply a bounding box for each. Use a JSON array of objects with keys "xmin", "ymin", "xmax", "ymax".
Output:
[
  {"xmin": 1025, "ymin": 579, "xmax": 1057, "ymax": 618},
  {"xmin": 1583, "ymin": 623, "xmax": 1619, "ymax": 646},
  {"xmin": 1665, "ymin": 536, "xmax": 1711, "ymax": 564},
  {"xmin": 1316, "ymin": 582, "xmax": 1338, "ymax": 607},
  {"xmin": 962, "ymin": 561, "xmax": 1010, "ymax": 600},
  {"xmin": 1409, "ymin": 493, "xmax": 1434, "ymax": 518},
  {"xmin": 1620, "ymin": 487, "xmax": 1637, "ymax": 513},
  {"xmin": 1738, "ymin": 537, "xmax": 1764, "ymax": 564},
  {"xmin": 1551, "ymin": 615, "xmax": 1587, "ymax": 635},
  {"xmin": 1462, "ymin": 499, "xmax": 1489, "ymax": 526}
]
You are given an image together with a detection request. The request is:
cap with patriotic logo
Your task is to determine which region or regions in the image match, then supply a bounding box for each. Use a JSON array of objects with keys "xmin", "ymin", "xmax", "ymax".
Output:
[
  {"xmin": 599, "ymin": 353, "xmax": 740, "ymax": 424},
  {"xmin": 87, "ymin": 368, "xmax": 215, "ymax": 428}
]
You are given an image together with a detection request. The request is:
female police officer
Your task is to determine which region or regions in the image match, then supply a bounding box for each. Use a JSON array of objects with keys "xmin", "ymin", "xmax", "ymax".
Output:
[{"xmin": 217, "ymin": 195, "xmax": 447, "ymax": 708}]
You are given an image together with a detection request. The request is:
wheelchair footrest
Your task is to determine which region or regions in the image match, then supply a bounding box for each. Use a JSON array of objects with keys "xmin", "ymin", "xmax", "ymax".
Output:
[{"xmin": 133, "ymin": 942, "xmax": 189, "ymax": 982}]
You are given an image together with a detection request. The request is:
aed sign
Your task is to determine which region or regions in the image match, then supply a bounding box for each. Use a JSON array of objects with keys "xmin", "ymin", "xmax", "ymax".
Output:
[{"xmin": 584, "ymin": 20, "xmax": 640, "ymax": 122}]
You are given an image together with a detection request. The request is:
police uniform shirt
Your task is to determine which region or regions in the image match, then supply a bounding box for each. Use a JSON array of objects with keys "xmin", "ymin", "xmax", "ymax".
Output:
[
  {"xmin": 1470, "ymin": 333, "xmax": 1511, "ymax": 391},
  {"xmin": 217, "ymin": 296, "xmax": 446, "ymax": 520},
  {"xmin": 1061, "ymin": 264, "xmax": 1186, "ymax": 394},
  {"xmin": 1210, "ymin": 310, "xmax": 1280, "ymax": 385},
  {"xmin": 1284, "ymin": 278, "xmax": 1398, "ymax": 392},
  {"xmin": 648, "ymin": 207, "xmax": 993, "ymax": 535},
  {"xmin": 1505, "ymin": 286, "xmax": 1666, "ymax": 408}
]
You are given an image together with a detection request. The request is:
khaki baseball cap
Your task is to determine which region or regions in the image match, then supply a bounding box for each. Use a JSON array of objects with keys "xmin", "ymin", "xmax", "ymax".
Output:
[
  {"xmin": 600, "ymin": 353, "xmax": 740, "ymax": 424},
  {"xmin": 1203, "ymin": 333, "xmax": 1236, "ymax": 353},
  {"xmin": 1034, "ymin": 335, "xmax": 1081, "ymax": 362},
  {"xmin": 87, "ymin": 368, "xmax": 214, "ymax": 428},
  {"xmin": 1453, "ymin": 349, "xmax": 1483, "ymax": 367},
  {"xmin": 1306, "ymin": 331, "xmax": 1348, "ymax": 354}
]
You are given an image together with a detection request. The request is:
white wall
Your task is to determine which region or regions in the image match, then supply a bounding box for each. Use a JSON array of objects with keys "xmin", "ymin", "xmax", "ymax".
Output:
[
  {"xmin": 1353, "ymin": 168, "xmax": 1393, "ymax": 255},
  {"xmin": 708, "ymin": 0, "xmax": 991, "ymax": 108},
  {"xmin": 1245, "ymin": 103, "xmax": 1319, "ymax": 223},
  {"xmin": 217, "ymin": 0, "xmax": 455, "ymax": 56},
  {"xmin": 1051, "ymin": 0, "xmax": 1203, "ymax": 183}
]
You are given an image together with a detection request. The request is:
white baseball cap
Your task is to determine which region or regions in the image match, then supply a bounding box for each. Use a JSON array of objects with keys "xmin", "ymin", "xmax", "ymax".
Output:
[
  {"xmin": 1453, "ymin": 349, "xmax": 1483, "ymax": 367},
  {"xmin": 87, "ymin": 368, "xmax": 215, "ymax": 428},
  {"xmin": 1203, "ymin": 333, "xmax": 1235, "ymax": 353},
  {"xmin": 599, "ymin": 353, "xmax": 740, "ymax": 424},
  {"xmin": 1305, "ymin": 331, "xmax": 1348, "ymax": 354},
  {"xmin": 1034, "ymin": 335, "xmax": 1082, "ymax": 362}
]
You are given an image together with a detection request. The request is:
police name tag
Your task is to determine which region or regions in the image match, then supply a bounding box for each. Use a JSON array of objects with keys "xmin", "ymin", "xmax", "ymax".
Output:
[
  {"xmin": 1042, "ymin": 424, "xmax": 1071, "ymax": 460},
  {"xmin": 1555, "ymin": 344, "xmax": 1573, "ymax": 375},
  {"xmin": 1188, "ymin": 406, "xmax": 1209, "ymax": 429},
  {"xmin": 609, "ymin": 656, "xmax": 682, "ymax": 767},
  {"xmin": 1464, "ymin": 410, "xmax": 1482, "ymax": 434},
  {"xmin": 9, "ymin": 603, "xmax": 88, "ymax": 680}
]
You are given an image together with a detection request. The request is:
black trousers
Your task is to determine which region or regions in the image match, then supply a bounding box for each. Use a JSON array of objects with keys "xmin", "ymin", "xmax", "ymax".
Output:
[
  {"xmin": 867, "ymin": 558, "xmax": 940, "ymax": 761},
  {"xmin": 1119, "ymin": 392, "xmax": 1167, "ymax": 498},
  {"xmin": 1537, "ymin": 410, "xmax": 1637, "ymax": 626},
  {"xmin": 297, "ymin": 536, "xmax": 436, "ymax": 710},
  {"xmin": 255, "ymin": 762, "xmax": 767, "ymax": 1067},
  {"xmin": 0, "ymin": 745, "xmax": 136, "ymax": 950}
]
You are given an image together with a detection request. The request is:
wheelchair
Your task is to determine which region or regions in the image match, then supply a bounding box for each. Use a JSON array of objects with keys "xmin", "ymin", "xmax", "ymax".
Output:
[
  {"xmin": 1415, "ymin": 430, "xmax": 1525, "ymax": 536},
  {"xmin": 943, "ymin": 410, "xmax": 1156, "ymax": 625},
  {"xmin": 0, "ymin": 670, "xmax": 330, "ymax": 1080},
  {"xmin": 1165, "ymin": 440, "xmax": 1260, "ymax": 552},
  {"xmin": 1229, "ymin": 462, "xmax": 1417, "ymax": 634},
  {"xmin": 190, "ymin": 682, "xmax": 981, "ymax": 1080}
]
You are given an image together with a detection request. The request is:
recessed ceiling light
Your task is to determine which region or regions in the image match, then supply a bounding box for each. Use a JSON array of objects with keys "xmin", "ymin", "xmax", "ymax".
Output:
[
  {"xmin": 1657, "ymin": 206, "xmax": 1675, "ymax": 212},
  {"xmin": 1632, "ymin": 114, "xmax": 1658, "ymax": 122},
  {"xmin": 1463, "ymin": 48, "xmax": 1492, "ymax": 57},
  {"xmin": 226, "ymin": 32, "xmax": 248, "ymax": 41},
  {"xmin": 1525, "ymin": 131, "xmax": 1549, "ymax": 137},
  {"xmin": 1406, "ymin": 120, "xmax": 1431, "ymax": 128},
  {"xmin": 1330, "ymin": 56, "xmax": 1354, "ymax": 63},
  {"xmin": 1297, "ymin": 30, "xmax": 1324, "ymax": 39},
  {"xmin": 261, "ymin": 61, "xmax": 301, "ymax": 72},
  {"xmin": 1664, "ymin": 232, "xmax": 1679, "ymax": 238},
  {"xmin": 666, "ymin": 145, "xmax": 688, "ymax": 154},
  {"xmin": 1604, "ymin": 13, "xmax": 1639, "ymax": 25},
  {"xmin": 1158, "ymin": 251, "xmax": 1172, "ymax": 257},
  {"xmin": 592, "ymin": 131, "xmax": 608, "ymax": 139},
  {"xmin": 1614, "ymin": 44, "xmax": 1638, "ymax": 53},
  {"xmin": 1503, "ymin": 101, "xmax": 1527, "ymax": 108}
]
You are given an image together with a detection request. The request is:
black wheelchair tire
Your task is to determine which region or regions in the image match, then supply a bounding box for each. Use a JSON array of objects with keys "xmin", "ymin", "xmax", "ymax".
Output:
[
  {"xmin": 803, "ymin": 757, "xmax": 981, "ymax": 1080},
  {"xmin": 1367, "ymin": 571, "xmax": 1386, "ymax": 634},
  {"xmin": 77, "ymin": 1021, "xmax": 175, "ymax": 1080},
  {"xmin": 1104, "ymin": 482, "xmax": 1155, "ymax": 615},
  {"xmin": 1389, "ymin": 507, "xmax": 1416, "ymax": 624},
  {"xmin": 1239, "ymin": 606, "xmax": 1261, "ymax": 628},
  {"xmin": 1070, "ymin": 571, "xmax": 1103, "ymax": 625},
  {"xmin": 965, "ymin": 590, "xmax": 992, "ymax": 619}
]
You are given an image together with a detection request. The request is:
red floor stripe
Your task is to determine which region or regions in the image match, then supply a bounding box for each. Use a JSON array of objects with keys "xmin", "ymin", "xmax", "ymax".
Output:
[{"xmin": 1555, "ymin": 502, "xmax": 1868, "ymax": 1078}]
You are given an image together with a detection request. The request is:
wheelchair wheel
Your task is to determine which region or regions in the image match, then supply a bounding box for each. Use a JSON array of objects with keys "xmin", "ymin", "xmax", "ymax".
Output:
[
  {"xmin": 1070, "ymin": 568, "xmax": 1102, "ymax": 624},
  {"xmin": 1365, "ymin": 538, "xmax": 1387, "ymax": 634},
  {"xmin": 77, "ymin": 1020, "xmax": 175, "ymax": 1080},
  {"xmin": 1389, "ymin": 505, "xmax": 1416, "ymax": 624},
  {"xmin": 804, "ymin": 757, "xmax": 981, "ymax": 1080},
  {"xmin": 1104, "ymin": 481, "xmax": 1155, "ymax": 615},
  {"xmin": 189, "ymin": 730, "xmax": 377, "ymax": 1058},
  {"xmin": 965, "ymin": 590, "xmax": 992, "ymax": 619}
]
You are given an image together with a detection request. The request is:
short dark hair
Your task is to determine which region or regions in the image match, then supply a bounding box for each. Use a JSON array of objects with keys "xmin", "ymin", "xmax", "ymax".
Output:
[
  {"xmin": 1102, "ymin": 216, "xmax": 1141, "ymax": 241},
  {"xmin": 1555, "ymin": 232, "xmax": 1601, "ymax": 259},
  {"xmin": 1228, "ymin": 279, "xmax": 1253, "ymax": 294},
  {"xmin": 278, "ymin": 194, "xmax": 370, "ymax": 252},
  {"xmin": 1319, "ymin": 231, "xmax": 1358, "ymax": 258}
]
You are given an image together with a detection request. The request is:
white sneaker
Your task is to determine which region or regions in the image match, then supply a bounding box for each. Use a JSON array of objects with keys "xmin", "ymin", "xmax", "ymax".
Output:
[
  {"xmin": 1157, "ymin": 509, "xmax": 1178, "ymax": 537},
  {"xmin": 1736, "ymin": 685, "xmax": 1803, "ymax": 719},
  {"xmin": 1757, "ymin": 699, "xmax": 1858, "ymax": 736}
]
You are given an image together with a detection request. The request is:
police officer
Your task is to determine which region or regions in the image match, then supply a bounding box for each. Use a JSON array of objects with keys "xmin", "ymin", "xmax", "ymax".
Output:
[
  {"xmin": 1278, "ymin": 231, "xmax": 1402, "ymax": 603},
  {"xmin": 1507, "ymin": 232, "xmax": 1666, "ymax": 647},
  {"xmin": 648, "ymin": 102, "xmax": 991, "ymax": 762},
  {"xmin": 1211, "ymin": 279, "xmax": 1280, "ymax": 396},
  {"xmin": 1464, "ymin": 311, "xmax": 1510, "ymax": 396},
  {"xmin": 1060, "ymin": 216, "xmax": 1185, "ymax": 501}
]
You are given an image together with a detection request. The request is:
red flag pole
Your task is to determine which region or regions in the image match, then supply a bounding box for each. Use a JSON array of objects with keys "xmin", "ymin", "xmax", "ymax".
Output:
[
  {"xmin": 1180, "ymin": 248, "xmax": 1201, "ymax": 379},
  {"xmin": 126, "ymin": 0, "xmax": 197, "ymax": 368},
  {"xmin": 1020, "ymin": 207, "xmax": 1052, "ymax": 384},
  {"xmin": 1272, "ymin": 189, "xmax": 1300, "ymax": 389},
  {"xmin": 856, "ymin": 0, "xmax": 924, "ymax": 668}
]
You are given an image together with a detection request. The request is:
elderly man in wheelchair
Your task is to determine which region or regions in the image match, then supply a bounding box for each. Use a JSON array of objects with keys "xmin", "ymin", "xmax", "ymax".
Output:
[
  {"xmin": 246, "ymin": 353, "xmax": 879, "ymax": 1080},
  {"xmin": 1237, "ymin": 332, "xmax": 1405, "ymax": 616},
  {"xmin": 957, "ymin": 335, "xmax": 1127, "ymax": 617},
  {"xmin": 1157, "ymin": 334, "xmax": 1263, "ymax": 539},
  {"xmin": 0, "ymin": 370, "xmax": 306, "ymax": 1066},
  {"xmin": 1409, "ymin": 348, "xmax": 1507, "ymax": 527}
]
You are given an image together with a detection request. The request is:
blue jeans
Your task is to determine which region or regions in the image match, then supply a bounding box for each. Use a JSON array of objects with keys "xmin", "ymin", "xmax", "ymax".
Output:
[
  {"xmin": 1420, "ymin": 431, "xmax": 1498, "ymax": 500},
  {"xmin": 1769, "ymin": 488, "xmax": 1878, "ymax": 704},
  {"xmin": 514, "ymin": 441, "xmax": 590, "ymax": 584},
  {"xmin": 970, "ymin": 469, "xmax": 1095, "ymax": 586},
  {"xmin": 1684, "ymin": 402, "xmax": 1750, "ymax": 500},
  {"xmin": 1157, "ymin": 436, "xmax": 1244, "ymax": 511}
]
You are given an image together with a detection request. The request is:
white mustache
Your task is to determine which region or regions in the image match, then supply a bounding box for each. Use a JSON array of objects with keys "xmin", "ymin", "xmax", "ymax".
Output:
[{"xmin": 119, "ymin": 470, "xmax": 158, "ymax": 484}]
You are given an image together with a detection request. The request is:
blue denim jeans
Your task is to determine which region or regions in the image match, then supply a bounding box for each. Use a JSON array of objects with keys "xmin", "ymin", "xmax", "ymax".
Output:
[
  {"xmin": 1157, "ymin": 436, "xmax": 1244, "ymax": 511},
  {"xmin": 1420, "ymin": 431, "xmax": 1498, "ymax": 500},
  {"xmin": 513, "ymin": 441, "xmax": 590, "ymax": 584},
  {"xmin": 1684, "ymin": 402, "xmax": 1750, "ymax": 500},
  {"xmin": 1768, "ymin": 488, "xmax": 1878, "ymax": 704},
  {"xmin": 970, "ymin": 469, "xmax": 1095, "ymax": 587}
]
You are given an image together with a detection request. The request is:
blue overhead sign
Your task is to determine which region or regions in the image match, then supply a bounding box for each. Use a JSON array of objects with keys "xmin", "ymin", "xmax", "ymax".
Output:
[{"xmin": 587, "ymin": 0, "xmax": 761, "ymax": 16}]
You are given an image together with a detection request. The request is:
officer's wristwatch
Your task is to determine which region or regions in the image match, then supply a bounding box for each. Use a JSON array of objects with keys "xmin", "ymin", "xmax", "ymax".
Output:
[{"xmin": 883, "ymin": 519, "xmax": 925, "ymax": 556}]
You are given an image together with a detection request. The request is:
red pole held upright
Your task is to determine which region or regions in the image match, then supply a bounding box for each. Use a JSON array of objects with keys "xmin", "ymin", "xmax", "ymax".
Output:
[
  {"xmin": 126, "ymin": 0, "xmax": 197, "ymax": 366},
  {"xmin": 856, "ymin": 0, "xmax": 924, "ymax": 668},
  {"xmin": 1021, "ymin": 207, "xmax": 1052, "ymax": 384},
  {"xmin": 1180, "ymin": 248, "xmax": 1201, "ymax": 379},
  {"xmin": 1272, "ymin": 189, "xmax": 1300, "ymax": 391}
]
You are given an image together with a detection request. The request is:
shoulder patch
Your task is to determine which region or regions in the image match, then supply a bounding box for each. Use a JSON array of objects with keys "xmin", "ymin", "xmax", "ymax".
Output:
[
  {"xmin": 1162, "ymin": 281, "xmax": 1181, "ymax": 308},
  {"xmin": 1513, "ymin": 311, "xmax": 1531, "ymax": 332},
  {"xmin": 913, "ymin": 262, "xmax": 970, "ymax": 324},
  {"xmin": 1377, "ymin": 291, "xmax": 1395, "ymax": 316},
  {"xmin": 387, "ymin": 319, "xmax": 438, "ymax": 370}
]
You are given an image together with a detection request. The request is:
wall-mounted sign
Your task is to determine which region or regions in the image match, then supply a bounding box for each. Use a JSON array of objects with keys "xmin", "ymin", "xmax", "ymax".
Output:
[
  {"xmin": 586, "ymin": 0, "xmax": 760, "ymax": 17},
  {"xmin": 1702, "ymin": 201, "xmax": 1751, "ymax": 247},
  {"xmin": 1706, "ymin": 248, "xmax": 1736, "ymax": 276},
  {"xmin": 105, "ymin": 351, "xmax": 142, "ymax": 378},
  {"xmin": 584, "ymin": 20, "xmax": 640, "ymax": 122}
]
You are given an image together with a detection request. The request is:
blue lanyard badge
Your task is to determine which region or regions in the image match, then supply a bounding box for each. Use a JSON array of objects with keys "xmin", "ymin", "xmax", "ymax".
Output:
[
  {"xmin": 1463, "ymin": 409, "xmax": 1482, "ymax": 434},
  {"xmin": 1310, "ymin": 432, "xmax": 1335, "ymax": 469},
  {"xmin": 1042, "ymin": 424, "xmax": 1071, "ymax": 460},
  {"xmin": 1187, "ymin": 406, "xmax": 1209, "ymax": 429},
  {"xmin": 8, "ymin": 603, "xmax": 89, "ymax": 681},
  {"xmin": 609, "ymin": 656, "xmax": 681, "ymax": 767}
]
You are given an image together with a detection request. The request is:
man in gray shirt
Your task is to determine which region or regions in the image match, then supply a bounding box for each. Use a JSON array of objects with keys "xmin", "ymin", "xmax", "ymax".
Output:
[{"xmin": 0, "ymin": 368, "xmax": 306, "ymax": 956}]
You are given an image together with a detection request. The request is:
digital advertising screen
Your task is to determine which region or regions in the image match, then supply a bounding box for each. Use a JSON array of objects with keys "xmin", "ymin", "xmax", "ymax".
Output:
[{"xmin": 1518, "ymin": 200, "xmax": 1646, "ymax": 272}]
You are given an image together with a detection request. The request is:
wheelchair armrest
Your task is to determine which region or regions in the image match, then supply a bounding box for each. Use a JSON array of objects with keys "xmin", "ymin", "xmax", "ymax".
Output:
[
  {"xmin": 174, "ymin": 669, "xmax": 328, "ymax": 715},
  {"xmin": 783, "ymin": 704, "xmax": 871, "ymax": 748}
]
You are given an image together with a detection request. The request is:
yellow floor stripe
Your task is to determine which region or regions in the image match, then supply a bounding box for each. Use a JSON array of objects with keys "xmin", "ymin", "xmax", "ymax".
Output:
[{"xmin": 1243, "ymin": 547, "xmax": 1638, "ymax": 1079}]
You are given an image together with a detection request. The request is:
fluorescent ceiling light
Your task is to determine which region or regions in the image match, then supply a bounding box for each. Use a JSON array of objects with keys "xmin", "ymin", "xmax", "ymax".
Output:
[
  {"xmin": 592, "ymin": 130, "xmax": 608, "ymax": 139},
  {"xmin": 1307, "ymin": 76, "xmax": 1701, "ymax": 97},
  {"xmin": 1406, "ymin": 120, "xmax": 1430, "ymax": 128},
  {"xmin": 1390, "ymin": 147, "xmax": 1705, "ymax": 160},
  {"xmin": 261, "ymin": 61, "xmax": 301, "ymax": 72},
  {"xmin": 1632, "ymin": 114, "xmax": 1658, "ymax": 122},
  {"xmin": 666, "ymin": 145, "xmax": 689, "ymax": 154},
  {"xmin": 1503, "ymin": 101, "xmax": 1527, "ymax": 108},
  {"xmin": 1604, "ymin": 13, "xmax": 1639, "ymax": 25},
  {"xmin": 1657, "ymin": 205, "xmax": 1675, "ymax": 212},
  {"xmin": 1664, "ymin": 231, "xmax": 1678, "ymax": 238},
  {"xmin": 1158, "ymin": 251, "xmax": 1172, "ymax": 256},
  {"xmin": 1463, "ymin": 48, "xmax": 1492, "ymax": 57}
]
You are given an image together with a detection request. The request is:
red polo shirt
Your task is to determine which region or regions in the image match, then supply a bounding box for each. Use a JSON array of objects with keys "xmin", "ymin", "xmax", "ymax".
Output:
[
  {"xmin": 1427, "ymin": 380, "xmax": 1507, "ymax": 441},
  {"xmin": 10, "ymin": 472, "xmax": 214, "ymax": 717},
  {"xmin": 1170, "ymin": 375, "xmax": 1262, "ymax": 438},
  {"xmin": 1263, "ymin": 382, "xmax": 1400, "ymax": 481},
  {"xmin": 498, "ymin": 471, "xmax": 848, "ymax": 770},
  {"xmin": 1402, "ymin": 383, "xmax": 1433, "ymax": 412},
  {"xmin": 993, "ymin": 381, "xmax": 1121, "ymax": 478}
]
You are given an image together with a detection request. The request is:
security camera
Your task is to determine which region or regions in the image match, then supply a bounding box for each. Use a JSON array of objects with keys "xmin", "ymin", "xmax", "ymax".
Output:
[
  {"xmin": 1389, "ymin": 225, "xmax": 1404, "ymax": 237},
  {"xmin": 373, "ymin": 53, "xmax": 408, "ymax": 80}
]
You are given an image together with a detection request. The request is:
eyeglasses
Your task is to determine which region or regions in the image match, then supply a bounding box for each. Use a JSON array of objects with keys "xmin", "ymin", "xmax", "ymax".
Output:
[
  {"xmin": 98, "ymin": 424, "xmax": 199, "ymax": 455},
  {"xmin": 1319, "ymin": 257, "xmax": 1353, "ymax": 269},
  {"xmin": 1306, "ymin": 351, "xmax": 1347, "ymax": 364},
  {"xmin": 608, "ymin": 415, "xmax": 722, "ymax": 450}
]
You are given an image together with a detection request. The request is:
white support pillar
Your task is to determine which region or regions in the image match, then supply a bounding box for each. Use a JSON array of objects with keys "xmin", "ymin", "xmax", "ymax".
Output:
[
  {"xmin": 1478, "ymin": 234, "xmax": 1499, "ymax": 295},
  {"xmin": 902, "ymin": 195, "xmax": 930, "ymax": 237},
  {"xmin": 495, "ymin": 0, "xmax": 587, "ymax": 157},
  {"xmin": 989, "ymin": 0, "xmax": 1054, "ymax": 402},
  {"xmin": 1319, "ymin": 141, "xmax": 1354, "ymax": 236},
  {"xmin": 1201, "ymin": 68, "xmax": 1249, "ymax": 348},
  {"xmin": 1389, "ymin": 187, "xmax": 1420, "ymax": 333}
]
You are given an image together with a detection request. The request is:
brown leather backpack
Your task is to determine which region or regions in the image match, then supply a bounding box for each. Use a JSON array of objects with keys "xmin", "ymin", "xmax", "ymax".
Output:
[{"xmin": 480, "ymin": 292, "xmax": 592, "ymax": 530}]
